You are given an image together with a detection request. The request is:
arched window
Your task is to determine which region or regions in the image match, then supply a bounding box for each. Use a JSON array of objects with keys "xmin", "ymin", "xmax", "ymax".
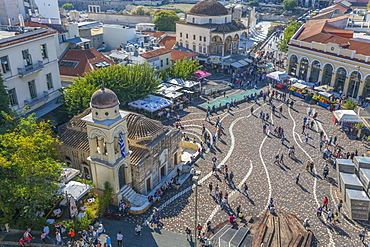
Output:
[
  {"xmin": 334, "ymin": 67, "xmax": 346, "ymax": 92},
  {"xmin": 348, "ymin": 71, "xmax": 361, "ymax": 98},
  {"xmin": 192, "ymin": 18, "xmax": 195, "ymax": 23},
  {"xmin": 225, "ymin": 17, "xmax": 227, "ymax": 23},
  {"xmin": 322, "ymin": 64, "xmax": 333, "ymax": 85},
  {"xmin": 299, "ymin": 57, "xmax": 309, "ymax": 80},
  {"xmin": 118, "ymin": 165, "xmax": 126, "ymax": 189},
  {"xmin": 114, "ymin": 136, "xmax": 119, "ymax": 154},
  {"xmin": 95, "ymin": 137, "xmax": 100, "ymax": 153},
  {"xmin": 310, "ymin": 60, "xmax": 320, "ymax": 83},
  {"xmin": 209, "ymin": 18, "xmax": 212, "ymax": 24},
  {"xmin": 180, "ymin": 32, "xmax": 182, "ymax": 38},
  {"xmin": 362, "ymin": 76, "xmax": 370, "ymax": 98},
  {"xmin": 288, "ymin": 55, "xmax": 298, "ymax": 76}
]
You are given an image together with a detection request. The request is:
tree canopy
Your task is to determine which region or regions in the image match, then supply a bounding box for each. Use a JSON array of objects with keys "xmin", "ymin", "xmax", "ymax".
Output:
[
  {"xmin": 62, "ymin": 3, "xmax": 74, "ymax": 10},
  {"xmin": 168, "ymin": 58, "xmax": 201, "ymax": 81},
  {"xmin": 277, "ymin": 20, "xmax": 301, "ymax": 52},
  {"xmin": 152, "ymin": 10, "xmax": 179, "ymax": 31},
  {"xmin": 62, "ymin": 63, "xmax": 160, "ymax": 117},
  {"xmin": 247, "ymin": 1, "xmax": 259, "ymax": 6},
  {"xmin": 283, "ymin": 0, "xmax": 297, "ymax": 11},
  {"xmin": 0, "ymin": 74, "xmax": 12, "ymax": 131},
  {"xmin": 131, "ymin": 6, "xmax": 151, "ymax": 16},
  {"xmin": 0, "ymin": 115, "xmax": 62, "ymax": 227}
]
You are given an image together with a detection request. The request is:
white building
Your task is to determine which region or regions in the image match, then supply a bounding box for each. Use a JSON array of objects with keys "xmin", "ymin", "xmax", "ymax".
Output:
[
  {"xmin": 0, "ymin": 27, "xmax": 62, "ymax": 117},
  {"xmin": 102, "ymin": 25, "xmax": 136, "ymax": 51},
  {"xmin": 0, "ymin": 0, "xmax": 27, "ymax": 25},
  {"xmin": 176, "ymin": 0, "xmax": 247, "ymax": 57},
  {"xmin": 34, "ymin": 0, "xmax": 60, "ymax": 21}
]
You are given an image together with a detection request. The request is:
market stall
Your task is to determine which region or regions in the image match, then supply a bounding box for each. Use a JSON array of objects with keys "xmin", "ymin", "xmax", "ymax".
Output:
[
  {"xmin": 128, "ymin": 95, "xmax": 173, "ymax": 117},
  {"xmin": 312, "ymin": 91, "xmax": 337, "ymax": 109},
  {"xmin": 288, "ymin": 83, "xmax": 310, "ymax": 98},
  {"xmin": 333, "ymin": 110, "xmax": 363, "ymax": 132},
  {"xmin": 194, "ymin": 70, "xmax": 211, "ymax": 79},
  {"xmin": 267, "ymin": 71, "xmax": 291, "ymax": 89}
]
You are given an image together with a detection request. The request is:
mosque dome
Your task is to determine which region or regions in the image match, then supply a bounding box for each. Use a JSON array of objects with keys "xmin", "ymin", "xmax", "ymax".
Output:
[
  {"xmin": 90, "ymin": 87, "xmax": 119, "ymax": 109},
  {"xmin": 189, "ymin": 0, "xmax": 229, "ymax": 16}
]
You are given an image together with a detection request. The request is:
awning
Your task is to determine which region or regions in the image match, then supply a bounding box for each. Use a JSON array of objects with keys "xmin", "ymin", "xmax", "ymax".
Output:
[
  {"xmin": 291, "ymin": 83, "xmax": 309, "ymax": 90},
  {"xmin": 318, "ymin": 92, "xmax": 333, "ymax": 98},
  {"xmin": 29, "ymin": 97, "xmax": 63, "ymax": 118},
  {"xmin": 266, "ymin": 71, "xmax": 291, "ymax": 81},
  {"xmin": 333, "ymin": 110, "xmax": 363, "ymax": 123},
  {"xmin": 231, "ymin": 62, "xmax": 243, "ymax": 68},
  {"xmin": 66, "ymin": 37, "xmax": 90, "ymax": 44},
  {"xmin": 59, "ymin": 181, "xmax": 92, "ymax": 201},
  {"xmin": 244, "ymin": 58, "xmax": 253, "ymax": 63},
  {"xmin": 194, "ymin": 70, "xmax": 211, "ymax": 78},
  {"xmin": 238, "ymin": 60, "xmax": 249, "ymax": 66}
]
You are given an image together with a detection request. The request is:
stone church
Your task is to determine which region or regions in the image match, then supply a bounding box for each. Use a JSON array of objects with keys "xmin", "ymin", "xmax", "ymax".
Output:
[{"xmin": 58, "ymin": 88, "xmax": 182, "ymax": 208}]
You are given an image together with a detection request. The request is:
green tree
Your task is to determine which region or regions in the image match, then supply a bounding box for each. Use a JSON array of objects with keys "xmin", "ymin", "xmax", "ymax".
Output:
[
  {"xmin": 342, "ymin": 98, "xmax": 359, "ymax": 110},
  {"xmin": 62, "ymin": 64, "xmax": 160, "ymax": 117},
  {"xmin": 283, "ymin": 0, "xmax": 297, "ymax": 11},
  {"xmin": 277, "ymin": 20, "xmax": 301, "ymax": 52},
  {"xmin": 247, "ymin": 1, "xmax": 259, "ymax": 6},
  {"xmin": 0, "ymin": 74, "xmax": 12, "ymax": 129},
  {"xmin": 62, "ymin": 3, "xmax": 74, "ymax": 10},
  {"xmin": 131, "ymin": 6, "xmax": 151, "ymax": 16},
  {"xmin": 0, "ymin": 116, "xmax": 62, "ymax": 226},
  {"xmin": 168, "ymin": 58, "xmax": 201, "ymax": 81},
  {"xmin": 153, "ymin": 10, "xmax": 179, "ymax": 31}
]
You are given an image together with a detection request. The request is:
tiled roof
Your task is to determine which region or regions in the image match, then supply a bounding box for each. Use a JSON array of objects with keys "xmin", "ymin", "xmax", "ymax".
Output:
[
  {"xmin": 321, "ymin": 3, "xmax": 349, "ymax": 14},
  {"xmin": 126, "ymin": 113, "xmax": 164, "ymax": 140},
  {"xmin": 59, "ymin": 128, "xmax": 89, "ymax": 153},
  {"xmin": 0, "ymin": 30, "xmax": 56, "ymax": 48},
  {"xmin": 159, "ymin": 36, "xmax": 176, "ymax": 49},
  {"xmin": 66, "ymin": 108, "xmax": 91, "ymax": 129},
  {"xmin": 59, "ymin": 48, "xmax": 115, "ymax": 77},
  {"xmin": 143, "ymin": 31, "xmax": 166, "ymax": 38},
  {"xmin": 129, "ymin": 146, "xmax": 150, "ymax": 165},
  {"xmin": 139, "ymin": 48, "xmax": 172, "ymax": 59},
  {"xmin": 171, "ymin": 49, "xmax": 198, "ymax": 61}
]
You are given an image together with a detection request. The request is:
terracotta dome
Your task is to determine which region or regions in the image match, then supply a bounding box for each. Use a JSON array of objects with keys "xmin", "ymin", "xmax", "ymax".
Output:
[
  {"xmin": 189, "ymin": 0, "xmax": 229, "ymax": 16},
  {"xmin": 90, "ymin": 88, "xmax": 119, "ymax": 109}
]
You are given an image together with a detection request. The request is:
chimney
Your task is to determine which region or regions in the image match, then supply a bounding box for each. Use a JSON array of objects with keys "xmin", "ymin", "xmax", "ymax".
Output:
[{"xmin": 19, "ymin": 14, "xmax": 25, "ymax": 27}]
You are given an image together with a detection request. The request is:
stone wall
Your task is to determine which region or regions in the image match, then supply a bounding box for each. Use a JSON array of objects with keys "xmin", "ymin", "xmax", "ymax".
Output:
[{"xmin": 88, "ymin": 12, "xmax": 152, "ymax": 25}]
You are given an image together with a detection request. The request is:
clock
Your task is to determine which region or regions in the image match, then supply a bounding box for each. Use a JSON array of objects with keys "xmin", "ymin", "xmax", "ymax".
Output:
[{"xmin": 330, "ymin": 47, "xmax": 334, "ymax": 51}]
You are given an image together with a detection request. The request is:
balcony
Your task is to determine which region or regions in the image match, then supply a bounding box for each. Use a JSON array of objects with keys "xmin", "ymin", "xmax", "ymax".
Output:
[
  {"xmin": 18, "ymin": 60, "xmax": 44, "ymax": 77},
  {"xmin": 24, "ymin": 91, "xmax": 49, "ymax": 107}
]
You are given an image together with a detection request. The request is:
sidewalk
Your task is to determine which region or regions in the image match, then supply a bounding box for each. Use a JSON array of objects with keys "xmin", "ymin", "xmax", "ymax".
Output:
[{"xmin": 0, "ymin": 219, "xmax": 192, "ymax": 247}]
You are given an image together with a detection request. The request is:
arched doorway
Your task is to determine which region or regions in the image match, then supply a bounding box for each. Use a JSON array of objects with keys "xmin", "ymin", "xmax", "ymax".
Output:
[
  {"xmin": 298, "ymin": 57, "xmax": 309, "ymax": 80},
  {"xmin": 233, "ymin": 34, "xmax": 239, "ymax": 49},
  {"xmin": 288, "ymin": 55, "xmax": 298, "ymax": 76},
  {"xmin": 348, "ymin": 71, "xmax": 361, "ymax": 98},
  {"xmin": 362, "ymin": 76, "xmax": 370, "ymax": 98},
  {"xmin": 322, "ymin": 64, "xmax": 333, "ymax": 85},
  {"xmin": 225, "ymin": 36, "xmax": 232, "ymax": 51},
  {"xmin": 334, "ymin": 67, "xmax": 346, "ymax": 92},
  {"xmin": 310, "ymin": 60, "xmax": 320, "ymax": 83},
  {"xmin": 118, "ymin": 164, "xmax": 126, "ymax": 189},
  {"xmin": 211, "ymin": 35, "xmax": 222, "ymax": 54}
]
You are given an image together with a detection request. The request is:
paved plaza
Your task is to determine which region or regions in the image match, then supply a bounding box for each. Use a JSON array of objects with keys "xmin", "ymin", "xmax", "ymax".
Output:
[{"xmin": 115, "ymin": 84, "xmax": 368, "ymax": 247}]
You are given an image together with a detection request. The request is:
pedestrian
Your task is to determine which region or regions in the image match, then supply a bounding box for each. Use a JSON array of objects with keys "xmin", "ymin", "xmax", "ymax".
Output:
[
  {"xmin": 55, "ymin": 231, "xmax": 65, "ymax": 247},
  {"xmin": 209, "ymin": 182, "xmax": 213, "ymax": 195},
  {"xmin": 305, "ymin": 134, "xmax": 309, "ymax": 143},
  {"xmin": 68, "ymin": 229, "xmax": 76, "ymax": 243},
  {"xmin": 23, "ymin": 230, "xmax": 33, "ymax": 246},
  {"xmin": 43, "ymin": 225, "xmax": 51, "ymax": 240},
  {"xmin": 317, "ymin": 206, "xmax": 323, "ymax": 217},
  {"xmin": 206, "ymin": 221, "xmax": 215, "ymax": 234},
  {"xmin": 310, "ymin": 162, "xmax": 314, "ymax": 173},
  {"xmin": 185, "ymin": 227, "xmax": 192, "ymax": 242},
  {"xmin": 280, "ymin": 154, "xmax": 284, "ymax": 165},
  {"xmin": 243, "ymin": 183, "xmax": 248, "ymax": 196},
  {"xmin": 135, "ymin": 222, "xmax": 142, "ymax": 236},
  {"xmin": 117, "ymin": 231, "xmax": 123, "ymax": 247},
  {"xmin": 250, "ymin": 106, "xmax": 254, "ymax": 115},
  {"xmin": 337, "ymin": 200, "xmax": 343, "ymax": 213},
  {"xmin": 323, "ymin": 197, "xmax": 329, "ymax": 211},
  {"xmin": 274, "ymin": 154, "xmax": 280, "ymax": 165},
  {"xmin": 359, "ymin": 228, "xmax": 366, "ymax": 242},
  {"xmin": 97, "ymin": 224, "xmax": 104, "ymax": 236},
  {"xmin": 229, "ymin": 171, "xmax": 234, "ymax": 183},
  {"xmin": 236, "ymin": 205, "xmax": 241, "ymax": 215},
  {"xmin": 302, "ymin": 125, "xmax": 306, "ymax": 134},
  {"xmin": 196, "ymin": 224, "xmax": 203, "ymax": 236},
  {"xmin": 296, "ymin": 173, "xmax": 300, "ymax": 184},
  {"xmin": 333, "ymin": 212, "xmax": 339, "ymax": 225},
  {"xmin": 19, "ymin": 237, "xmax": 25, "ymax": 247},
  {"xmin": 327, "ymin": 209, "xmax": 333, "ymax": 222},
  {"xmin": 40, "ymin": 232, "xmax": 47, "ymax": 246},
  {"xmin": 333, "ymin": 136, "xmax": 337, "ymax": 144},
  {"xmin": 105, "ymin": 235, "xmax": 111, "ymax": 247}
]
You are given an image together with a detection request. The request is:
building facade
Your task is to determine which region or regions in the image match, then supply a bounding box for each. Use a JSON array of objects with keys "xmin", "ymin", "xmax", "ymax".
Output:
[
  {"xmin": 0, "ymin": 27, "xmax": 62, "ymax": 117},
  {"xmin": 287, "ymin": 17, "xmax": 370, "ymax": 99},
  {"xmin": 139, "ymin": 48, "xmax": 172, "ymax": 70},
  {"xmin": 176, "ymin": 0, "xmax": 247, "ymax": 56}
]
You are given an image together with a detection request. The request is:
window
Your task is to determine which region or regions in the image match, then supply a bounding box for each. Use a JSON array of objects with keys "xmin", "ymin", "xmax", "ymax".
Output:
[
  {"xmin": 28, "ymin": 80, "xmax": 37, "ymax": 99},
  {"xmin": 180, "ymin": 32, "xmax": 182, "ymax": 38},
  {"xmin": 0, "ymin": 56, "xmax": 10, "ymax": 73},
  {"xmin": 225, "ymin": 17, "xmax": 227, "ymax": 23},
  {"xmin": 179, "ymin": 42, "xmax": 183, "ymax": 47},
  {"xmin": 166, "ymin": 58, "xmax": 169, "ymax": 65},
  {"xmin": 22, "ymin": 50, "xmax": 32, "ymax": 66},
  {"xmin": 60, "ymin": 60, "xmax": 78, "ymax": 68},
  {"xmin": 199, "ymin": 36, "xmax": 202, "ymax": 41},
  {"xmin": 193, "ymin": 35, "xmax": 196, "ymax": 40},
  {"xmin": 8, "ymin": 88, "xmax": 17, "ymax": 106},
  {"xmin": 203, "ymin": 47, "xmax": 207, "ymax": 53},
  {"xmin": 46, "ymin": 73, "xmax": 53, "ymax": 90},
  {"xmin": 193, "ymin": 45, "xmax": 196, "ymax": 51},
  {"xmin": 58, "ymin": 34, "xmax": 66, "ymax": 43},
  {"xmin": 40, "ymin": 44, "xmax": 48, "ymax": 59},
  {"xmin": 160, "ymin": 59, "xmax": 163, "ymax": 67},
  {"xmin": 199, "ymin": 46, "xmax": 202, "ymax": 53},
  {"xmin": 209, "ymin": 19, "xmax": 212, "ymax": 24},
  {"xmin": 204, "ymin": 37, "xmax": 206, "ymax": 42},
  {"xmin": 186, "ymin": 33, "xmax": 188, "ymax": 39},
  {"xmin": 192, "ymin": 18, "xmax": 195, "ymax": 23},
  {"xmin": 186, "ymin": 43, "xmax": 189, "ymax": 49}
]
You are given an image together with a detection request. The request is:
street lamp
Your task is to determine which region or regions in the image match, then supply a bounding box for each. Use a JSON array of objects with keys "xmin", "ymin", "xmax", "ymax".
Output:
[{"xmin": 192, "ymin": 170, "xmax": 202, "ymax": 247}]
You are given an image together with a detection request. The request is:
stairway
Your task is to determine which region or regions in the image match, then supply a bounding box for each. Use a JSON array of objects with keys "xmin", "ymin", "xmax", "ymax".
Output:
[{"xmin": 120, "ymin": 185, "xmax": 148, "ymax": 207}]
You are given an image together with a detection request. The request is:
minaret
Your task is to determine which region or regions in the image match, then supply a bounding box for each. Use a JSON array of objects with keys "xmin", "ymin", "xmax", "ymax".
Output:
[{"xmin": 82, "ymin": 87, "xmax": 132, "ymax": 194}]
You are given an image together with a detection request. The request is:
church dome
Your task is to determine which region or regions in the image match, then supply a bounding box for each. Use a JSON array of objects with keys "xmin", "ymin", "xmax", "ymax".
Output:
[
  {"xmin": 189, "ymin": 0, "xmax": 229, "ymax": 16},
  {"xmin": 90, "ymin": 88, "xmax": 119, "ymax": 109}
]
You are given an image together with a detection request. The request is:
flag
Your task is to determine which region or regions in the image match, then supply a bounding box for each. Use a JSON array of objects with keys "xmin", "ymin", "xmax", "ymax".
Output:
[{"xmin": 118, "ymin": 133, "xmax": 126, "ymax": 158}]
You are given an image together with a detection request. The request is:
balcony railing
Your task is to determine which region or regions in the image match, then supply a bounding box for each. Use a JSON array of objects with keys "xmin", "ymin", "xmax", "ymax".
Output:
[
  {"xmin": 24, "ymin": 91, "xmax": 49, "ymax": 107},
  {"xmin": 18, "ymin": 60, "xmax": 44, "ymax": 77}
]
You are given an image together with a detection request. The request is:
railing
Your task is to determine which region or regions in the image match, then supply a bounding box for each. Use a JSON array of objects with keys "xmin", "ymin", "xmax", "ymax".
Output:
[
  {"xmin": 24, "ymin": 91, "xmax": 49, "ymax": 107},
  {"xmin": 18, "ymin": 60, "xmax": 44, "ymax": 77}
]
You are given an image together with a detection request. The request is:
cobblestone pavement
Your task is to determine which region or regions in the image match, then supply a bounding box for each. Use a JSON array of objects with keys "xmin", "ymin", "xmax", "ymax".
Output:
[{"xmin": 121, "ymin": 88, "xmax": 368, "ymax": 247}]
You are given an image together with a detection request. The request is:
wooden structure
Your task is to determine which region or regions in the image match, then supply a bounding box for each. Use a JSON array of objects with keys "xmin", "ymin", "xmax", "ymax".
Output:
[{"xmin": 252, "ymin": 210, "xmax": 312, "ymax": 247}]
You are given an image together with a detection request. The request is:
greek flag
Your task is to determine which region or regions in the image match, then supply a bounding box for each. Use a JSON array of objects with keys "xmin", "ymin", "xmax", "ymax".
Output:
[{"xmin": 118, "ymin": 133, "xmax": 126, "ymax": 158}]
